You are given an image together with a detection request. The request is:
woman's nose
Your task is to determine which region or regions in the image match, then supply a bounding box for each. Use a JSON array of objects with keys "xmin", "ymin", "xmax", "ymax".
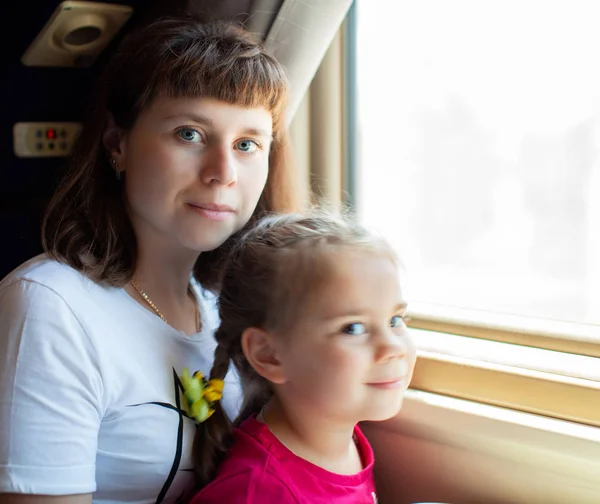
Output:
[{"xmin": 200, "ymin": 145, "xmax": 237, "ymax": 186}]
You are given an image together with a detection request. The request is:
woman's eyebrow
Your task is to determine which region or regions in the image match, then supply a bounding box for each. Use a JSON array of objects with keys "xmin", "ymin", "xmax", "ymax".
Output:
[
  {"xmin": 163, "ymin": 114, "xmax": 272, "ymax": 139},
  {"xmin": 163, "ymin": 113, "xmax": 213, "ymax": 125},
  {"xmin": 240, "ymin": 127, "xmax": 273, "ymax": 139}
]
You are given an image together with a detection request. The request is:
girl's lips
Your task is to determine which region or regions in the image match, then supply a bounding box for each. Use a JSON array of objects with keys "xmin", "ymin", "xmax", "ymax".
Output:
[{"xmin": 366, "ymin": 377, "xmax": 407, "ymax": 390}]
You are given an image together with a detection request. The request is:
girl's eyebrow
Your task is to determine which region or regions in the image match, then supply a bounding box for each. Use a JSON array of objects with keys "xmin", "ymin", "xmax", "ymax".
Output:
[
  {"xmin": 320, "ymin": 302, "xmax": 409, "ymax": 321},
  {"xmin": 395, "ymin": 302, "xmax": 409, "ymax": 312}
]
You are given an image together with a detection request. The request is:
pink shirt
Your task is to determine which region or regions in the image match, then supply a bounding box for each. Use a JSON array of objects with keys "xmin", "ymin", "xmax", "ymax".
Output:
[{"xmin": 190, "ymin": 417, "xmax": 378, "ymax": 504}]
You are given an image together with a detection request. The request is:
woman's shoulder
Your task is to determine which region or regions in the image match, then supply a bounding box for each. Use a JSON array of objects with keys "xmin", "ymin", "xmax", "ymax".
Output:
[
  {"xmin": 191, "ymin": 277, "xmax": 217, "ymax": 303},
  {"xmin": 0, "ymin": 253, "xmax": 91, "ymax": 293},
  {"xmin": 191, "ymin": 278, "xmax": 220, "ymax": 326},
  {"xmin": 0, "ymin": 254, "xmax": 120, "ymax": 321}
]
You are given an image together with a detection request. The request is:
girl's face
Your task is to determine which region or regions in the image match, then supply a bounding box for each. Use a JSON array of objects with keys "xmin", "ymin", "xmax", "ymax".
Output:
[
  {"xmin": 274, "ymin": 250, "xmax": 417, "ymax": 425},
  {"xmin": 110, "ymin": 96, "xmax": 273, "ymax": 255}
]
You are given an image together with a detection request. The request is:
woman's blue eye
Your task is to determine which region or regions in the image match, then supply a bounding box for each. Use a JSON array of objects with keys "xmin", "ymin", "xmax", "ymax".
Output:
[
  {"xmin": 235, "ymin": 139, "xmax": 259, "ymax": 153},
  {"xmin": 342, "ymin": 323, "xmax": 366, "ymax": 336},
  {"xmin": 390, "ymin": 315, "xmax": 405, "ymax": 328},
  {"xmin": 178, "ymin": 128, "xmax": 202, "ymax": 143}
]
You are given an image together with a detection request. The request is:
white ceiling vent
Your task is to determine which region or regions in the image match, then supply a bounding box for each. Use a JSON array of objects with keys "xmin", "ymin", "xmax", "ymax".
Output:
[{"xmin": 21, "ymin": 1, "xmax": 133, "ymax": 68}]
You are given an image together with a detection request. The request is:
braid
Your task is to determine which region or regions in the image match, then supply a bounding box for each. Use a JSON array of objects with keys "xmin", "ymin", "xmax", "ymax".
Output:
[
  {"xmin": 210, "ymin": 343, "xmax": 231, "ymax": 381},
  {"xmin": 192, "ymin": 335, "xmax": 233, "ymax": 490}
]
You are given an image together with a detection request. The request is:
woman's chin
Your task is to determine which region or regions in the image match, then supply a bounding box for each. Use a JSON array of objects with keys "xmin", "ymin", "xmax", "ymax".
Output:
[{"xmin": 180, "ymin": 226, "xmax": 237, "ymax": 253}]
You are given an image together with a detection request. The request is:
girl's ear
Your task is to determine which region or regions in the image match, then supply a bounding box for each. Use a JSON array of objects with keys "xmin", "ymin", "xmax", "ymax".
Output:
[{"xmin": 241, "ymin": 327, "xmax": 287, "ymax": 384}]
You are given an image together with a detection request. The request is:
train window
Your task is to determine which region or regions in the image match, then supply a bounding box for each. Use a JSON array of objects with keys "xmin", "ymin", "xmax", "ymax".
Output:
[{"xmin": 352, "ymin": 0, "xmax": 600, "ymax": 349}]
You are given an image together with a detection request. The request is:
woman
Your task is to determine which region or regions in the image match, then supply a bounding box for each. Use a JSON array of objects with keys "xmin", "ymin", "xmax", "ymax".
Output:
[{"xmin": 0, "ymin": 17, "xmax": 297, "ymax": 504}]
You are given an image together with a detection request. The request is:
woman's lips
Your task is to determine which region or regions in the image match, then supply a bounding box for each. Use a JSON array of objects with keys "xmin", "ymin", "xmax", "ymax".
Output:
[{"xmin": 187, "ymin": 202, "xmax": 235, "ymax": 221}]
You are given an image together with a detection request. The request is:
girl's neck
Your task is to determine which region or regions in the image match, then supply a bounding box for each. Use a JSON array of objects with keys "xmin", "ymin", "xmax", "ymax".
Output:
[{"xmin": 260, "ymin": 397, "xmax": 364, "ymax": 475}]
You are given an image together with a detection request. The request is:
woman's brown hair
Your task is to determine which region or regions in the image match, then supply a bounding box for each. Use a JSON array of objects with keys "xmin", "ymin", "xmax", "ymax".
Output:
[
  {"xmin": 42, "ymin": 16, "xmax": 299, "ymax": 289},
  {"xmin": 193, "ymin": 209, "xmax": 395, "ymax": 489}
]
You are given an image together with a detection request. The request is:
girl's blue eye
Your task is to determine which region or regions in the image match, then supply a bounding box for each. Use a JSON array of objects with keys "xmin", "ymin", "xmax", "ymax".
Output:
[
  {"xmin": 235, "ymin": 139, "xmax": 259, "ymax": 153},
  {"xmin": 390, "ymin": 315, "xmax": 406, "ymax": 328},
  {"xmin": 342, "ymin": 323, "xmax": 366, "ymax": 336},
  {"xmin": 178, "ymin": 128, "xmax": 202, "ymax": 143}
]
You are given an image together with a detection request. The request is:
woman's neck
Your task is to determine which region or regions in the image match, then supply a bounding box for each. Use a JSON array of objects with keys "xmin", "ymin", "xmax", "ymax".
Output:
[
  {"xmin": 128, "ymin": 207, "xmax": 201, "ymax": 302},
  {"xmin": 261, "ymin": 397, "xmax": 363, "ymax": 475},
  {"xmin": 127, "ymin": 237, "xmax": 201, "ymax": 334},
  {"xmin": 134, "ymin": 248, "xmax": 198, "ymax": 302}
]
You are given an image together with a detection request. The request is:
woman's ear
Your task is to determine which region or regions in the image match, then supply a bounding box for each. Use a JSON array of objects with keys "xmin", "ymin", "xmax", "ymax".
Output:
[
  {"xmin": 102, "ymin": 112, "xmax": 127, "ymax": 170},
  {"xmin": 241, "ymin": 327, "xmax": 287, "ymax": 385}
]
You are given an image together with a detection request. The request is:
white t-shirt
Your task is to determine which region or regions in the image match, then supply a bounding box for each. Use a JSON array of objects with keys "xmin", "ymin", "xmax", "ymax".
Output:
[{"xmin": 0, "ymin": 254, "xmax": 242, "ymax": 503}]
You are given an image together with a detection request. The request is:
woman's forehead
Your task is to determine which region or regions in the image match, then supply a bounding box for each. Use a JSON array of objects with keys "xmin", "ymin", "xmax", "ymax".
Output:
[{"xmin": 138, "ymin": 96, "xmax": 274, "ymax": 134}]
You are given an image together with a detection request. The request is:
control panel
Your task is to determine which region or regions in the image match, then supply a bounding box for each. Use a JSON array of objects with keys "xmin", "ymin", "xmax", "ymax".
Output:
[{"xmin": 13, "ymin": 122, "xmax": 82, "ymax": 158}]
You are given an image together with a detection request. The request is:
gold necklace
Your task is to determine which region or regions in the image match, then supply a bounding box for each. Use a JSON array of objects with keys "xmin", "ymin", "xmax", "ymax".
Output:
[{"xmin": 130, "ymin": 279, "xmax": 200, "ymax": 333}]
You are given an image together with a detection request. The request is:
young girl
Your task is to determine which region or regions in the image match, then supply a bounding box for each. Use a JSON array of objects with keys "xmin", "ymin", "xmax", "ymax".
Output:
[{"xmin": 182, "ymin": 210, "xmax": 417, "ymax": 503}]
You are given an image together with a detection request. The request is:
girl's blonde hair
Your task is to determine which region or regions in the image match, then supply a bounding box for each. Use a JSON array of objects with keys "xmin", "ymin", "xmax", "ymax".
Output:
[{"xmin": 193, "ymin": 209, "xmax": 396, "ymax": 488}]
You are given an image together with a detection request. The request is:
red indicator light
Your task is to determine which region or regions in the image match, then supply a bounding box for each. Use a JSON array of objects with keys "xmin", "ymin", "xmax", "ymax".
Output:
[{"xmin": 46, "ymin": 129, "xmax": 56, "ymax": 140}]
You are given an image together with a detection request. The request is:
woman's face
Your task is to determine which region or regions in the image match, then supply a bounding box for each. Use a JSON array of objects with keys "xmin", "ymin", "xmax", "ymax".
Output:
[{"xmin": 111, "ymin": 96, "xmax": 273, "ymax": 255}]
